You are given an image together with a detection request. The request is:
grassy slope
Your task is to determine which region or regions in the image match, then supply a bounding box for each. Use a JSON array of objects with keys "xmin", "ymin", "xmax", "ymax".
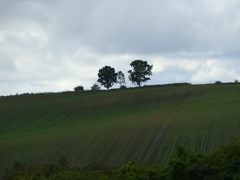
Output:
[{"xmin": 1, "ymin": 84, "xmax": 240, "ymax": 170}]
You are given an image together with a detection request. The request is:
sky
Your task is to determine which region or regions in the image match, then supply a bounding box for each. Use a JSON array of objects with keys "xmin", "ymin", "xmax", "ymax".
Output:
[{"xmin": 1, "ymin": 0, "xmax": 240, "ymax": 95}]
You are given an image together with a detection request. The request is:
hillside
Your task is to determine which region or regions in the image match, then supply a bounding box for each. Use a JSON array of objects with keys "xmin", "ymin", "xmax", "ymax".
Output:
[{"xmin": 1, "ymin": 84, "xmax": 240, "ymax": 171}]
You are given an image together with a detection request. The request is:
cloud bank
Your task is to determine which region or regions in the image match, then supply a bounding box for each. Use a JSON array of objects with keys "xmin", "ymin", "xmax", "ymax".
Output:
[{"xmin": 1, "ymin": 0, "xmax": 240, "ymax": 95}]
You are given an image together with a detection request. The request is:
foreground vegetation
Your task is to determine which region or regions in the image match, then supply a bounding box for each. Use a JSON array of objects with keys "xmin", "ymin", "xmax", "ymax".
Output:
[
  {"xmin": 5, "ymin": 138, "xmax": 240, "ymax": 179},
  {"xmin": 1, "ymin": 83, "xmax": 240, "ymax": 177}
]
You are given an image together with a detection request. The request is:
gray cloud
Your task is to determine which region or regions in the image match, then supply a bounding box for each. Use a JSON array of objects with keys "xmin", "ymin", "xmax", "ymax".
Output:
[
  {"xmin": 0, "ymin": 0, "xmax": 240, "ymax": 95},
  {"xmin": 61, "ymin": 0, "xmax": 240, "ymax": 54}
]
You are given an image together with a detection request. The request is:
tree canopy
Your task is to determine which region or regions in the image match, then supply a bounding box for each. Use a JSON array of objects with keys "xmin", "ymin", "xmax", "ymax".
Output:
[
  {"xmin": 74, "ymin": 86, "xmax": 84, "ymax": 92},
  {"xmin": 128, "ymin": 60, "xmax": 153, "ymax": 87},
  {"xmin": 91, "ymin": 83, "xmax": 101, "ymax": 91},
  {"xmin": 97, "ymin": 66, "xmax": 118, "ymax": 90},
  {"xmin": 117, "ymin": 71, "xmax": 126, "ymax": 86}
]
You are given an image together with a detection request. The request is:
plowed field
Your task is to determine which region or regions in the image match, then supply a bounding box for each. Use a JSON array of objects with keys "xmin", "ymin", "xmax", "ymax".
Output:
[{"xmin": 1, "ymin": 84, "xmax": 240, "ymax": 171}]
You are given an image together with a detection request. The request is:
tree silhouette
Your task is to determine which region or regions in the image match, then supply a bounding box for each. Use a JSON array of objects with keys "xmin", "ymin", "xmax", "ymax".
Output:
[
  {"xmin": 117, "ymin": 71, "xmax": 126, "ymax": 86},
  {"xmin": 97, "ymin": 66, "xmax": 118, "ymax": 90},
  {"xmin": 128, "ymin": 60, "xmax": 153, "ymax": 87}
]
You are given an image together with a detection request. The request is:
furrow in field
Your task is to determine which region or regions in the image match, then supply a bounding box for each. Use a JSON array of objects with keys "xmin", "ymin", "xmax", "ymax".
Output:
[
  {"xmin": 1, "ymin": 85, "xmax": 240, "ymax": 171},
  {"xmin": 139, "ymin": 109, "xmax": 171, "ymax": 162},
  {"xmin": 79, "ymin": 122, "xmax": 123, "ymax": 165},
  {"xmin": 212, "ymin": 105, "xmax": 224, "ymax": 150},
  {"xmin": 238, "ymin": 110, "xmax": 240, "ymax": 136},
  {"xmin": 188, "ymin": 106, "xmax": 202, "ymax": 150},
  {"xmin": 225, "ymin": 100, "xmax": 240, "ymax": 140},
  {"xmin": 225, "ymin": 100, "xmax": 238, "ymax": 144},
  {"xmin": 210, "ymin": 105, "xmax": 221, "ymax": 150},
  {"xmin": 179, "ymin": 106, "xmax": 198, "ymax": 147},
  {"xmin": 225, "ymin": 109, "xmax": 231, "ymax": 144},
  {"xmin": 189, "ymin": 102, "xmax": 212, "ymax": 152},
  {"xmin": 143, "ymin": 115, "xmax": 173, "ymax": 163},
  {"xmin": 157, "ymin": 108, "xmax": 188, "ymax": 164},
  {"xmin": 200, "ymin": 102, "xmax": 221, "ymax": 152},
  {"xmin": 116, "ymin": 122, "xmax": 153, "ymax": 165}
]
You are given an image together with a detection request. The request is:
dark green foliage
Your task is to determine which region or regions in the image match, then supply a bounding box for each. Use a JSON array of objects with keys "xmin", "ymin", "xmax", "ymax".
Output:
[
  {"xmin": 166, "ymin": 146, "xmax": 205, "ymax": 180},
  {"xmin": 91, "ymin": 82, "xmax": 101, "ymax": 91},
  {"xmin": 5, "ymin": 159, "xmax": 30, "ymax": 180},
  {"xmin": 5, "ymin": 139, "xmax": 240, "ymax": 179},
  {"xmin": 74, "ymin": 85, "xmax": 84, "ymax": 92},
  {"xmin": 215, "ymin": 81, "xmax": 222, "ymax": 84},
  {"xmin": 117, "ymin": 71, "xmax": 126, "ymax": 86},
  {"xmin": 128, "ymin": 60, "xmax": 153, "ymax": 86},
  {"xmin": 47, "ymin": 170, "xmax": 107, "ymax": 180},
  {"xmin": 120, "ymin": 85, "xmax": 127, "ymax": 89},
  {"xmin": 84, "ymin": 162, "xmax": 116, "ymax": 173},
  {"xmin": 97, "ymin": 66, "xmax": 118, "ymax": 90},
  {"xmin": 117, "ymin": 160, "xmax": 163, "ymax": 180},
  {"xmin": 57, "ymin": 154, "xmax": 70, "ymax": 171},
  {"xmin": 202, "ymin": 138, "xmax": 240, "ymax": 180},
  {"xmin": 166, "ymin": 138, "xmax": 240, "ymax": 180}
]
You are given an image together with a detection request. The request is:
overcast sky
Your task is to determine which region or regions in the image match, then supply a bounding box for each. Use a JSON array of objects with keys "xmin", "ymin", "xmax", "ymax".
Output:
[{"xmin": 1, "ymin": 0, "xmax": 240, "ymax": 95}]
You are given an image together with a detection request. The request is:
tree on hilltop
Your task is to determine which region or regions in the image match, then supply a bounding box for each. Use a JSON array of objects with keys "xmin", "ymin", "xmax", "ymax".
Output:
[
  {"xmin": 91, "ymin": 83, "xmax": 101, "ymax": 91},
  {"xmin": 74, "ymin": 85, "xmax": 84, "ymax": 92},
  {"xmin": 128, "ymin": 60, "xmax": 153, "ymax": 87},
  {"xmin": 97, "ymin": 66, "xmax": 118, "ymax": 90},
  {"xmin": 117, "ymin": 71, "xmax": 126, "ymax": 86}
]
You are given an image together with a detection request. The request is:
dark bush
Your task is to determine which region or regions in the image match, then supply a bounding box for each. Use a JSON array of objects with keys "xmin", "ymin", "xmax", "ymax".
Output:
[
  {"xmin": 215, "ymin": 81, "xmax": 222, "ymax": 84},
  {"xmin": 74, "ymin": 86, "xmax": 84, "ymax": 92},
  {"xmin": 91, "ymin": 83, "xmax": 101, "ymax": 91},
  {"xmin": 120, "ymin": 85, "xmax": 127, "ymax": 89}
]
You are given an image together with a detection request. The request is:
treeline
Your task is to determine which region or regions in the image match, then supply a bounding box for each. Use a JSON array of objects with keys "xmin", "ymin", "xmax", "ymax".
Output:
[{"xmin": 4, "ymin": 138, "xmax": 240, "ymax": 180}]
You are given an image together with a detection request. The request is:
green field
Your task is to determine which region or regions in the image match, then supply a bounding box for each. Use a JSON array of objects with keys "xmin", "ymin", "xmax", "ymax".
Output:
[{"xmin": 1, "ymin": 84, "xmax": 240, "ymax": 171}]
